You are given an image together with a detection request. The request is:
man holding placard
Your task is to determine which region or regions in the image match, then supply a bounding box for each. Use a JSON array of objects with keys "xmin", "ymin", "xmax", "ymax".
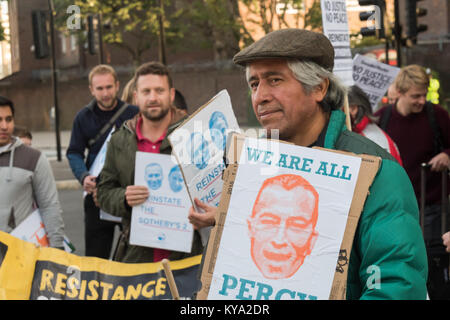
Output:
[
  {"xmin": 97, "ymin": 62, "xmax": 203, "ymax": 263},
  {"xmin": 67, "ymin": 65, "xmax": 139, "ymax": 258},
  {"xmin": 191, "ymin": 29, "xmax": 428, "ymax": 299},
  {"xmin": 0, "ymin": 96, "xmax": 65, "ymax": 249}
]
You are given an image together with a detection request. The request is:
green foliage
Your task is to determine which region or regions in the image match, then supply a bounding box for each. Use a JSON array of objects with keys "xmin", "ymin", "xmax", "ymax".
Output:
[
  {"xmin": 49, "ymin": 0, "xmax": 323, "ymax": 63},
  {"xmin": 240, "ymin": 0, "xmax": 322, "ymax": 40},
  {"xmin": 53, "ymin": 0, "xmax": 172, "ymax": 65},
  {"xmin": 304, "ymin": 0, "xmax": 322, "ymax": 31},
  {"xmin": 350, "ymin": 35, "xmax": 383, "ymax": 48},
  {"xmin": 0, "ymin": 23, "xmax": 5, "ymax": 42},
  {"xmin": 171, "ymin": 0, "xmax": 242, "ymax": 60}
]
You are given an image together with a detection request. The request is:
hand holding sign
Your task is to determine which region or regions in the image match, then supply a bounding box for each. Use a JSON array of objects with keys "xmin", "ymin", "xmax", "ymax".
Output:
[
  {"xmin": 83, "ymin": 175, "xmax": 97, "ymax": 194},
  {"xmin": 125, "ymin": 185, "xmax": 150, "ymax": 207},
  {"xmin": 188, "ymin": 198, "xmax": 217, "ymax": 230}
]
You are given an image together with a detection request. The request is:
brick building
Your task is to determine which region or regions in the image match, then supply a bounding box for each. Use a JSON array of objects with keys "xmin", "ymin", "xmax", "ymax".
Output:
[
  {"xmin": 0, "ymin": 0, "xmax": 448, "ymax": 132},
  {"xmin": 0, "ymin": 0, "xmax": 249, "ymax": 131}
]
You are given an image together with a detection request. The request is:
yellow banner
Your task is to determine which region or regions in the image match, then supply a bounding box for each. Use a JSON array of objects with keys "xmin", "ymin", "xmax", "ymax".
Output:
[{"xmin": 0, "ymin": 231, "xmax": 201, "ymax": 300}]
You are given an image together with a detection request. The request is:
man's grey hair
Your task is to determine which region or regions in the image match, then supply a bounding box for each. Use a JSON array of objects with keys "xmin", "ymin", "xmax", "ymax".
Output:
[{"xmin": 246, "ymin": 59, "xmax": 347, "ymax": 112}]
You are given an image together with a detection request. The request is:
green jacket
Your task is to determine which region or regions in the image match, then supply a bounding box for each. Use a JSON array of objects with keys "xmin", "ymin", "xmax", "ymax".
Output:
[
  {"xmin": 97, "ymin": 108, "xmax": 204, "ymax": 263},
  {"xmin": 327, "ymin": 110, "xmax": 428, "ymax": 300}
]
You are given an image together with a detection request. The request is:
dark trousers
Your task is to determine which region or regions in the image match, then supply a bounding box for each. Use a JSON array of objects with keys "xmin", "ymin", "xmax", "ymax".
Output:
[
  {"xmin": 84, "ymin": 194, "xmax": 119, "ymax": 259},
  {"xmin": 424, "ymin": 204, "xmax": 450, "ymax": 300}
]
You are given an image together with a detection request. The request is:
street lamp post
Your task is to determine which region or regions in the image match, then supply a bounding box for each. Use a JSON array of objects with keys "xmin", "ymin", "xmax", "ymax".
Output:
[
  {"xmin": 158, "ymin": 0, "xmax": 167, "ymax": 65},
  {"xmin": 97, "ymin": 13, "xmax": 104, "ymax": 64},
  {"xmin": 394, "ymin": 0, "xmax": 402, "ymax": 67},
  {"xmin": 48, "ymin": 0, "xmax": 62, "ymax": 161}
]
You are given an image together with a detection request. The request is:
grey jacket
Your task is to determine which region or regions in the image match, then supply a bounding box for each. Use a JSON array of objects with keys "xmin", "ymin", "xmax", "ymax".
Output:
[{"xmin": 0, "ymin": 137, "xmax": 65, "ymax": 247}]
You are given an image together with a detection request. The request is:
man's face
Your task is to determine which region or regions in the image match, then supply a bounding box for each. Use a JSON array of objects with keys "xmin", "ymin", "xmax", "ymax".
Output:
[
  {"xmin": 134, "ymin": 74, "xmax": 174, "ymax": 122},
  {"xmin": 0, "ymin": 106, "xmax": 14, "ymax": 147},
  {"xmin": 247, "ymin": 59, "xmax": 324, "ymax": 142},
  {"xmin": 145, "ymin": 164, "xmax": 163, "ymax": 190},
  {"xmin": 89, "ymin": 73, "xmax": 120, "ymax": 110},
  {"xmin": 248, "ymin": 184, "xmax": 318, "ymax": 279},
  {"xmin": 398, "ymin": 85, "xmax": 427, "ymax": 114}
]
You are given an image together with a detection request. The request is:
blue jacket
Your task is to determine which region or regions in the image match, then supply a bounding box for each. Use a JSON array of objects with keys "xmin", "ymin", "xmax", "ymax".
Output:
[{"xmin": 66, "ymin": 99, "xmax": 139, "ymax": 184}]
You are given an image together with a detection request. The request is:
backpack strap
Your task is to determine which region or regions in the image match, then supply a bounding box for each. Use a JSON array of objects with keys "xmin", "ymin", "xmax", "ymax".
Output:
[
  {"xmin": 88, "ymin": 102, "xmax": 129, "ymax": 147},
  {"xmin": 378, "ymin": 105, "xmax": 392, "ymax": 131},
  {"xmin": 424, "ymin": 102, "xmax": 444, "ymax": 154}
]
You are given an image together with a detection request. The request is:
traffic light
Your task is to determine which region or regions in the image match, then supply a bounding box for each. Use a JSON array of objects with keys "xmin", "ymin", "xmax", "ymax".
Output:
[
  {"xmin": 358, "ymin": 0, "xmax": 386, "ymax": 39},
  {"xmin": 31, "ymin": 10, "xmax": 49, "ymax": 59},
  {"xmin": 405, "ymin": 0, "xmax": 428, "ymax": 44},
  {"xmin": 87, "ymin": 15, "xmax": 96, "ymax": 55}
]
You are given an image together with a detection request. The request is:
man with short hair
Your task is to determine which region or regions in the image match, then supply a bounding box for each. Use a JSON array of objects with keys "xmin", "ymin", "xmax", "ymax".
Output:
[
  {"xmin": 189, "ymin": 29, "xmax": 428, "ymax": 299},
  {"xmin": 67, "ymin": 64, "xmax": 139, "ymax": 258},
  {"xmin": 97, "ymin": 61, "xmax": 203, "ymax": 263},
  {"xmin": 375, "ymin": 64, "xmax": 450, "ymax": 299},
  {"xmin": 0, "ymin": 96, "xmax": 65, "ymax": 248}
]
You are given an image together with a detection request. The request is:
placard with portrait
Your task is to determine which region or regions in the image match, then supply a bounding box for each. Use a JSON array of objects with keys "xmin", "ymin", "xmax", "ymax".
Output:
[
  {"xmin": 129, "ymin": 152, "xmax": 193, "ymax": 252},
  {"xmin": 199, "ymin": 135, "xmax": 381, "ymax": 300}
]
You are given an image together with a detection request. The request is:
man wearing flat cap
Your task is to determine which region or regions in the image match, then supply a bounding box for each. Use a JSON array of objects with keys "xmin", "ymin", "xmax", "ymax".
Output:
[{"xmin": 189, "ymin": 29, "xmax": 428, "ymax": 300}]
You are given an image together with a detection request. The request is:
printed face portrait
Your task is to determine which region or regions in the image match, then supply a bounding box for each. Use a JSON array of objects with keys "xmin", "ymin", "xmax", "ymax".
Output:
[
  {"xmin": 186, "ymin": 132, "xmax": 210, "ymax": 170},
  {"xmin": 145, "ymin": 163, "xmax": 163, "ymax": 190},
  {"xmin": 168, "ymin": 165, "xmax": 184, "ymax": 193},
  {"xmin": 209, "ymin": 111, "xmax": 229, "ymax": 151},
  {"xmin": 247, "ymin": 174, "xmax": 319, "ymax": 279}
]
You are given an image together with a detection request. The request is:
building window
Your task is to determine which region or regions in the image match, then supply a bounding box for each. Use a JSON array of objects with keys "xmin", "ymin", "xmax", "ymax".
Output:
[
  {"xmin": 70, "ymin": 33, "xmax": 77, "ymax": 52},
  {"xmin": 0, "ymin": 0, "xmax": 12, "ymax": 79},
  {"xmin": 60, "ymin": 34, "xmax": 67, "ymax": 54}
]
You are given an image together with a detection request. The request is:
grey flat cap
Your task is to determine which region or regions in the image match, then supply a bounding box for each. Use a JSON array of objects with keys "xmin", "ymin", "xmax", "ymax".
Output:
[{"xmin": 233, "ymin": 28, "xmax": 334, "ymax": 71}]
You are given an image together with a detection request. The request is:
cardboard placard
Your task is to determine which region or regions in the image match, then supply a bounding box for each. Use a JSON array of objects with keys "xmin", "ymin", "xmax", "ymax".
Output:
[
  {"xmin": 130, "ymin": 152, "xmax": 193, "ymax": 253},
  {"xmin": 168, "ymin": 89, "xmax": 240, "ymax": 245},
  {"xmin": 352, "ymin": 54, "xmax": 400, "ymax": 111},
  {"xmin": 11, "ymin": 210, "xmax": 75, "ymax": 253},
  {"xmin": 197, "ymin": 134, "xmax": 380, "ymax": 300},
  {"xmin": 320, "ymin": 0, "xmax": 353, "ymax": 86},
  {"xmin": 87, "ymin": 127, "xmax": 122, "ymax": 223}
]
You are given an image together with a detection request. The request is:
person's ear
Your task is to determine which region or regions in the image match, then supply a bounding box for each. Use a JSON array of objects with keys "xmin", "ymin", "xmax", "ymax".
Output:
[
  {"xmin": 312, "ymin": 78, "xmax": 329, "ymax": 103},
  {"xmin": 170, "ymin": 87, "xmax": 175, "ymax": 104}
]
